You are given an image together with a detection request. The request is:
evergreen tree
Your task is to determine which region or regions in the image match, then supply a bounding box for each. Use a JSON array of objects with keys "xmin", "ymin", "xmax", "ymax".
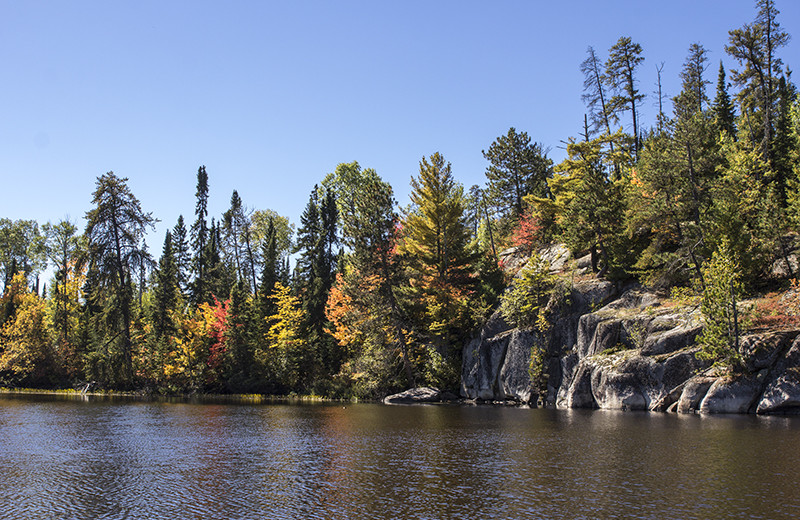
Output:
[
  {"xmin": 712, "ymin": 61, "xmax": 737, "ymax": 138},
  {"xmin": 153, "ymin": 231, "xmax": 180, "ymax": 339},
  {"xmin": 400, "ymin": 152, "xmax": 477, "ymax": 363},
  {"xmin": 771, "ymin": 75, "xmax": 799, "ymax": 206},
  {"xmin": 674, "ymin": 43, "xmax": 710, "ymax": 117},
  {"xmin": 581, "ymin": 46, "xmax": 617, "ymax": 137},
  {"xmin": 295, "ymin": 186, "xmax": 339, "ymax": 387},
  {"xmin": 628, "ymin": 110, "xmax": 722, "ymax": 288},
  {"xmin": 43, "ymin": 219, "xmax": 82, "ymax": 345},
  {"xmin": 257, "ymin": 217, "xmax": 279, "ymax": 325},
  {"xmin": 726, "ymin": 0, "xmax": 789, "ymax": 161},
  {"xmin": 696, "ymin": 240, "xmax": 744, "ymax": 371},
  {"xmin": 224, "ymin": 279, "xmax": 255, "ymax": 391},
  {"xmin": 547, "ymin": 134, "xmax": 628, "ymax": 278},
  {"xmin": 222, "ymin": 190, "xmax": 245, "ymax": 283},
  {"xmin": 606, "ymin": 36, "xmax": 645, "ymax": 158},
  {"xmin": 190, "ymin": 166, "xmax": 209, "ymax": 304},
  {"xmin": 84, "ymin": 171, "xmax": 155, "ymax": 386},
  {"xmin": 171, "ymin": 215, "xmax": 191, "ymax": 297},
  {"xmin": 482, "ymin": 127, "xmax": 553, "ymax": 223},
  {"xmin": 204, "ymin": 219, "xmax": 234, "ymax": 301}
]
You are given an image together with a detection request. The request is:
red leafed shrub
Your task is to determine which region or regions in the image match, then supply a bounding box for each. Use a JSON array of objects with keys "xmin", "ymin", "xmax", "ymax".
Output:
[{"xmin": 507, "ymin": 211, "xmax": 543, "ymax": 253}]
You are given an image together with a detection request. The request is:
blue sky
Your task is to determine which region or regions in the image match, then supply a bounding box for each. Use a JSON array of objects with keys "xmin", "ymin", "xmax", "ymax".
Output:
[{"xmin": 2, "ymin": 1, "xmax": 798, "ymax": 252}]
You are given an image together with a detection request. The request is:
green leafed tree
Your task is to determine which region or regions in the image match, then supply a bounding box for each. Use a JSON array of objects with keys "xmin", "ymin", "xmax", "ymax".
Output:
[{"xmin": 0, "ymin": 219, "xmax": 47, "ymax": 295}]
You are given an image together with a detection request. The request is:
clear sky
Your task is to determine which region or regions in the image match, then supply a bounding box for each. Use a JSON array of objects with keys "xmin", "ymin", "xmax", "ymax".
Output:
[{"xmin": 1, "ymin": 1, "xmax": 798, "ymax": 252}]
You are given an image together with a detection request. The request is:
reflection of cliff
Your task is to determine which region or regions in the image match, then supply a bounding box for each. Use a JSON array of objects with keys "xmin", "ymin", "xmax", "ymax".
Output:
[{"xmin": 462, "ymin": 245, "xmax": 800, "ymax": 415}]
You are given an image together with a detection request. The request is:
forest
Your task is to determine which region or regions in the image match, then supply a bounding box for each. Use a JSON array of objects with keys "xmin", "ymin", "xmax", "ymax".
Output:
[{"xmin": 1, "ymin": 0, "xmax": 798, "ymax": 398}]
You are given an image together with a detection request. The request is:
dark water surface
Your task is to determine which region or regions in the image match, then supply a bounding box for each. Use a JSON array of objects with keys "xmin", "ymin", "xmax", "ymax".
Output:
[{"xmin": 1, "ymin": 394, "xmax": 799, "ymax": 519}]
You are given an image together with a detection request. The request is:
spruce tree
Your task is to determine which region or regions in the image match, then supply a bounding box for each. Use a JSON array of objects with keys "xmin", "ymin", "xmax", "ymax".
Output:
[
  {"xmin": 674, "ymin": 43, "xmax": 710, "ymax": 117},
  {"xmin": 190, "ymin": 166, "xmax": 209, "ymax": 304},
  {"xmin": 84, "ymin": 171, "xmax": 155, "ymax": 386},
  {"xmin": 257, "ymin": 217, "xmax": 279, "ymax": 325},
  {"xmin": 153, "ymin": 230, "xmax": 180, "ymax": 339},
  {"xmin": 294, "ymin": 186, "xmax": 339, "ymax": 387},
  {"xmin": 712, "ymin": 61, "xmax": 737, "ymax": 138},
  {"xmin": 171, "ymin": 215, "xmax": 191, "ymax": 297}
]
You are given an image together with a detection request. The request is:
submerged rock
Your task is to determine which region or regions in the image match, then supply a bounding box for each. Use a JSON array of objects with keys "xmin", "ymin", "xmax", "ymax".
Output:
[{"xmin": 383, "ymin": 387, "xmax": 457, "ymax": 404}]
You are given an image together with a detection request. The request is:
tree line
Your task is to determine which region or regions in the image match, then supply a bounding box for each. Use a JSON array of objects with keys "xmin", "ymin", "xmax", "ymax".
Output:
[{"xmin": 1, "ymin": 0, "xmax": 798, "ymax": 396}]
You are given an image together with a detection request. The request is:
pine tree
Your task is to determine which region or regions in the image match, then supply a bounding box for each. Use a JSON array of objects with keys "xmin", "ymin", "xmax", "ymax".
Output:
[
  {"xmin": 726, "ymin": 0, "xmax": 789, "ymax": 161},
  {"xmin": 606, "ymin": 36, "xmax": 645, "ymax": 158},
  {"xmin": 482, "ymin": 127, "xmax": 553, "ymax": 223},
  {"xmin": 548, "ymin": 135, "xmax": 627, "ymax": 278},
  {"xmin": 712, "ymin": 61, "xmax": 737, "ymax": 138},
  {"xmin": 581, "ymin": 46, "xmax": 617, "ymax": 137},
  {"xmin": 43, "ymin": 219, "xmax": 82, "ymax": 345},
  {"xmin": 696, "ymin": 240, "xmax": 744, "ymax": 371}
]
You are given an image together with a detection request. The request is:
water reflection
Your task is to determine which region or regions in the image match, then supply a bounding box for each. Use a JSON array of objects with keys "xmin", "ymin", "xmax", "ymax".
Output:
[{"xmin": 1, "ymin": 396, "xmax": 800, "ymax": 519}]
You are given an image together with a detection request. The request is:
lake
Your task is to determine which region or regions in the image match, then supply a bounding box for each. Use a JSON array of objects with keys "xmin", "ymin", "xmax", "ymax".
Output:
[{"xmin": 0, "ymin": 393, "xmax": 798, "ymax": 519}]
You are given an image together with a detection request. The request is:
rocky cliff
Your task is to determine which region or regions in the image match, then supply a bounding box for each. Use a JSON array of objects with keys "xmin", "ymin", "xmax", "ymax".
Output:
[{"xmin": 461, "ymin": 245, "xmax": 800, "ymax": 415}]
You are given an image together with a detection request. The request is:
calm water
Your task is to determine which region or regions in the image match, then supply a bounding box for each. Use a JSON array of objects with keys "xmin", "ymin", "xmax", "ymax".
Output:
[{"xmin": 1, "ymin": 395, "xmax": 799, "ymax": 519}]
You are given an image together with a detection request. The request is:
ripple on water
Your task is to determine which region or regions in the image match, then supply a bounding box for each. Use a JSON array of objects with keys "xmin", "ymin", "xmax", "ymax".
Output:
[{"xmin": 2, "ymin": 399, "xmax": 800, "ymax": 519}]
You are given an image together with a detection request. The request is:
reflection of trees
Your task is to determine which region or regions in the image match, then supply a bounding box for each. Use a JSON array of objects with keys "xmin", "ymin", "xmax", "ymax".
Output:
[{"xmin": 3, "ymin": 397, "xmax": 800, "ymax": 519}]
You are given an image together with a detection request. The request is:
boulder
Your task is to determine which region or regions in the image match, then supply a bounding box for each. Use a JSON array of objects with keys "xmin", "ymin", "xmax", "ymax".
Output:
[
  {"xmin": 699, "ymin": 372, "xmax": 767, "ymax": 414},
  {"xmin": 498, "ymin": 246, "xmax": 530, "ymax": 275},
  {"xmin": 538, "ymin": 243, "xmax": 571, "ymax": 274},
  {"xmin": 756, "ymin": 335, "xmax": 800, "ymax": 414},
  {"xmin": 384, "ymin": 387, "xmax": 456, "ymax": 404},
  {"xmin": 590, "ymin": 353, "xmax": 650, "ymax": 410},
  {"xmin": 756, "ymin": 371, "xmax": 800, "ymax": 414},
  {"xmin": 676, "ymin": 376, "xmax": 716, "ymax": 413}
]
